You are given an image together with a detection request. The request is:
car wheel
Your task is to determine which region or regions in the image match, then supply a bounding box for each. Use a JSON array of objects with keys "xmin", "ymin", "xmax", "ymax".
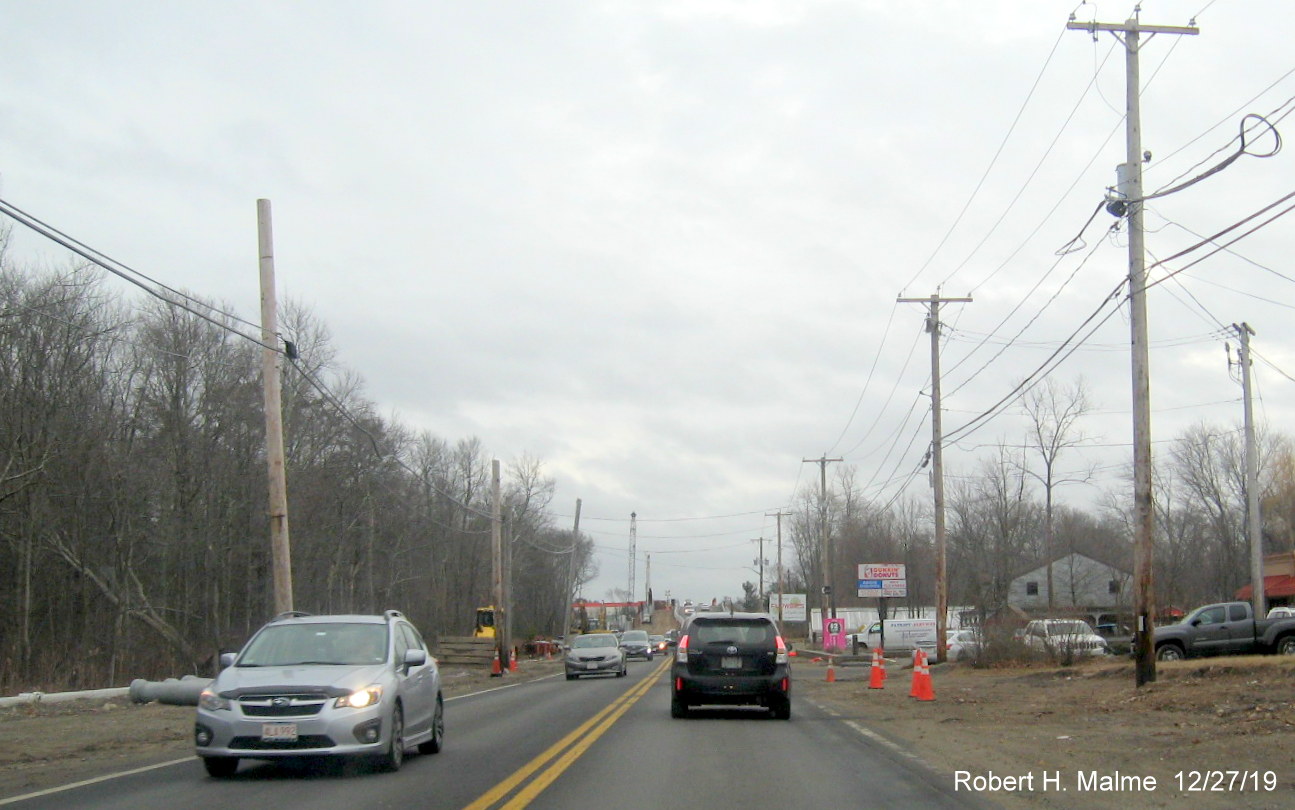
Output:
[
  {"xmin": 418, "ymin": 696, "xmax": 444, "ymax": 755},
  {"xmin": 671, "ymin": 693, "xmax": 689, "ymax": 718},
  {"xmin": 1278, "ymin": 635, "xmax": 1295, "ymax": 656},
  {"xmin": 202, "ymin": 756, "xmax": 238, "ymax": 778},
  {"xmin": 566, "ymin": 673, "xmax": 577, "ymax": 680},
  {"xmin": 1155, "ymin": 644, "xmax": 1184, "ymax": 661},
  {"xmin": 769, "ymin": 696, "xmax": 791, "ymax": 720},
  {"xmin": 617, "ymin": 663, "xmax": 627, "ymax": 677},
  {"xmin": 376, "ymin": 705, "xmax": 405, "ymax": 772}
]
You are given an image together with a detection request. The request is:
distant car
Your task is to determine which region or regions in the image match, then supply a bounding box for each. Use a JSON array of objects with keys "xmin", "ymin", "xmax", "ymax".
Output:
[
  {"xmin": 664, "ymin": 629, "xmax": 681, "ymax": 647},
  {"xmin": 619, "ymin": 629, "xmax": 653, "ymax": 661},
  {"xmin": 1022, "ymin": 619, "xmax": 1109, "ymax": 659},
  {"xmin": 946, "ymin": 629, "xmax": 984, "ymax": 662},
  {"xmin": 565, "ymin": 633, "xmax": 627, "ymax": 679},
  {"xmin": 195, "ymin": 610, "xmax": 443, "ymax": 777},
  {"xmin": 1095, "ymin": 623, "xmax": 1133, "ymax": 655},
  {"xmin": 649, "ymin": 634, "xmax": 668, "ymax": 655},
  {"xmin": 671, "ymin": 612, "xmax": 791, "ymax": 719},
  {"xmin": 1267, "ymin": 606, "xmax": 1295, "ymax": 619}
]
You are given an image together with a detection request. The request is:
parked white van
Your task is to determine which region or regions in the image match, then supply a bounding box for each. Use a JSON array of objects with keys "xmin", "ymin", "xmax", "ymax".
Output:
[{"xmin": 862, "ymin": 618, "xmax": 939, "ymax": 652}]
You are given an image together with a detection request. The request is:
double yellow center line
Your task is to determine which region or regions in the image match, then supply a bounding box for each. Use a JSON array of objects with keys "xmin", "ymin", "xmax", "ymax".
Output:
[{"xmin": 463, "ymin": 656, "xmax": 671, "ymax": 810}]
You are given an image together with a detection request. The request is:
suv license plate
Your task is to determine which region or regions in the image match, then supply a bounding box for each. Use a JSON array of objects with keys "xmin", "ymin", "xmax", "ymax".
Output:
[
  {"xmin": 262, "ymin": 723, "xmax": 298, "ymax": 742},
  {"xmin": 721, "ymin": 656, "xmax": 741, "ymax": 669}
]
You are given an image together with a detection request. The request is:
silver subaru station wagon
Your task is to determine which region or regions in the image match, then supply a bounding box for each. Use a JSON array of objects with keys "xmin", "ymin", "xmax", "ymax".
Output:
[{"xmin": 195, "ymin": 610, "xmax": 443, "ymax": 777}]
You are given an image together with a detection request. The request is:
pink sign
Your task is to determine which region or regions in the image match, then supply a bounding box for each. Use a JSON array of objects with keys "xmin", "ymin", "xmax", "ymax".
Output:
[{"xmin": 823, "ymin": 616, "xmax": 847, "ymax": 653}]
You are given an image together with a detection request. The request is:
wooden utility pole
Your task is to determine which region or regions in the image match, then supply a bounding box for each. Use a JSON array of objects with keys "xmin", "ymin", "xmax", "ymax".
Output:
[
  {"xmin": 560, "ymin": 499, "xmax": 582, "ymax": 644},
  {"xmin": 258, "ymin": 199, "xmax": 293, "ymax": 615},
  {"xmin": 766, "ymin": 510, "xmax": 791, "ymax": 622},
  {"xmin": 491, "ymin": 459, "xmax": 506, "ymax": 671},
  {"xmin": 802, "ymin": 457, "xmax": 841, "ymax": 629},
  {"xmin": 1235, "ymin": 323, "xmax": 1265, "ymax": 618},
  {"xmin": 898, "ymin": 294, "xmax": 971, "ymax": 663},
  {"xmin": 751, "ymin": 537, "xmax": 766, "ymax": 605},
  {"xmin": 1068, "ymin": 13, "xmax": 1198, "ymax": 687}
]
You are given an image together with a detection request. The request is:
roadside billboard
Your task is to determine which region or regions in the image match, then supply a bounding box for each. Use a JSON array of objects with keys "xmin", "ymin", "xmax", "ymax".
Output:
[{"xmin": 772, "ymin": 593, "xmax": 807, "ymax": 622}]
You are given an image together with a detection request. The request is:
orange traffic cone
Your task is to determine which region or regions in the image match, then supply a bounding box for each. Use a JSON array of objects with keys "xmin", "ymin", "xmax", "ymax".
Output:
[
  {"xmin": 509, "ymin": 647, "xmax": 519, "ymax": 673},
  {"xmin": 912, "ymin": 650, "xmax": 935, "ymax": 701},
  {"xmin": 490, "ymin": 647, "xmax": 503, "ymax": 677},
  {"xmin": 868, "ymin": 647, "xmax": 886, "ymax": 689},
  {"xmin": 908, "ymin": 649, "xmax": 922, "ymax": 698},
  {"xmin": 825, "ymin": 655, "xmax": 837, "ymax": 683}
]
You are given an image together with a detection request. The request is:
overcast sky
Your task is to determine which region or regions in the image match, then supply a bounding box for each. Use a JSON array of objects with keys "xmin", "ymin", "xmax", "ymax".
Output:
[{"xmin": 3, "ymin": 1, "xmax": 1293, "ymax": 606}]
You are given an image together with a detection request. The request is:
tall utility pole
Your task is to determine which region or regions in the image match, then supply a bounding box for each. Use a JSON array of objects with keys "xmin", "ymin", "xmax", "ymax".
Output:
[
  {"xmin": 491, "ymin": 459, "xmax": 506, "ymax": 670},
  {"xmin": 898, "ymin": 294, "xmax": 971, "ymax": 663},
  {"xmin": 627, "ymin": 512, "xmax": 637, "ymax": 614},
  {"xmin": 561, "ymin": 499, "xmax": 581, "ymax": 644},
  {"xmin": 644, "ymin": 553, "xmax": 652, "ymax": 625},
  {"xmin": 751, "ymin": 537, "xmax": 766, "ymax": 605},
  {"xmin": 1234, "ymin": 323, "xmax": 1265, "ymax": 617},
  {"xmin": 1068, "ymin": 13, "xmax": 1198, "ymax": 687},
  {"xmin": 802, "ymin": 457, "xmax": 842, "ymax": 626},
  {"xmin": 766, "ymin": 510, "xmax": 791, "ymax": 622},
  {"xmin": 258, "ymin": 199, "xmax": 293, "ymax": 615}
]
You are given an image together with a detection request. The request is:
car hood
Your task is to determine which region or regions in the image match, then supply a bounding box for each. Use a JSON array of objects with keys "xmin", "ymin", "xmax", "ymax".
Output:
[{"xmin": 213, "ymin": 664, "xmax": 388, "ymax": 697}]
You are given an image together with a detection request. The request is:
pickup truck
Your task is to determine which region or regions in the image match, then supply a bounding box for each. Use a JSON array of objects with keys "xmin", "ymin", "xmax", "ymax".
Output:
[{"xmin": 1154, "ymin": 601, "xmax": 1295, "ymax": 660}]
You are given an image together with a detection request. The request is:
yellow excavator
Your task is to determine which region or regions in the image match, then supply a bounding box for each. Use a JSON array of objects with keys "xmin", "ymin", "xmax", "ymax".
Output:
[{"xmin": 473, "ymin": 605, "xmax": 497, "ymax": 639}]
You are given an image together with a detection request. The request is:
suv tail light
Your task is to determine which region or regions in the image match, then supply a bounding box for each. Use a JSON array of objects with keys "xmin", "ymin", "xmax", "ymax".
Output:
[
  {"xmin": 675, "ymin": 634, "xmax": 690, "ymax": 664},
  {"xmin": 774, "ymin": 635, "xmax": 788, "ymax": 665}
]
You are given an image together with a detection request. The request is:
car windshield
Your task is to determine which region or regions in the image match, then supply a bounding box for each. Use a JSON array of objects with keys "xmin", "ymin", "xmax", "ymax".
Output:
[
  {"xmin": 1046, "ymin": 621, "xmax": 1092, "ymax": 636},
  {"xmin": 691, "ymin": 619, "xmax": 774, "ymax": 645},
  {"xmin": 621, "ymin": 631, "xmax": 649, "ymax": 642},
  {"xmin": 573, "ymin": 634, "xmax": 618, "ymax": 649},
  {"xmin": 239, "ymin": 623, "xmax": 388, "ymax": 666}
]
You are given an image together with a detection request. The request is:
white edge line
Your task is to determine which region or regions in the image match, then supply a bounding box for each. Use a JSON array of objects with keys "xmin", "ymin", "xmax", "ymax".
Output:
[
  {"xmin": 805, "ymin": 698, "xmax": 927, "ymax": 766},
  {"xmin": 446, "ymin": 672, "xmax": 560, "ymax": 701},
  {"xmin": 0, "ymin": 757, "xmax": 192, "ymax": 806}
]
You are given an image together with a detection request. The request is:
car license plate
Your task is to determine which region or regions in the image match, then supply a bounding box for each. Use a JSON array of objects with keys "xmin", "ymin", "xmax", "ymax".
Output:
[
  {"xmin": 586, "ymin": 662, "xmax": 598, "ymax": 670},
  {"xmin": 261, "ymin": 723, "xmax": 298, "ymax": 742},
  {"xmin": 721, "ymin": 656, "xmax": 741, "ymax": 669}
]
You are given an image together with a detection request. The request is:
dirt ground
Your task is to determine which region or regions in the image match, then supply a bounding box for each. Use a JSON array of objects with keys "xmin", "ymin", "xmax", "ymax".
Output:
[
  {"xmin": 3, "ymin": 654, "xmax": 1295, "ymax": 808},
  {"xmin": 797, "ymin": 652, "xmax": 1295, "ymax": 809}
]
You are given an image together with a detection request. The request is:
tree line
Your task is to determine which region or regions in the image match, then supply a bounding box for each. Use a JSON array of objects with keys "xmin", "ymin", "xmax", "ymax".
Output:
[{"xmin": 0, "ymin": 249, "xmax": 596, "ymax": 692}]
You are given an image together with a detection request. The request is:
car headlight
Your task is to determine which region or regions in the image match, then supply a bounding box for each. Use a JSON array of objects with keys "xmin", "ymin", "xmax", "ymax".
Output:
[
  {"xmin": 336, "ymin": 686, "xmax": 383, "ymax": 709},
  {"xmin": 198, "ymin": 689, "xmax": 230, "ymax": 711}
]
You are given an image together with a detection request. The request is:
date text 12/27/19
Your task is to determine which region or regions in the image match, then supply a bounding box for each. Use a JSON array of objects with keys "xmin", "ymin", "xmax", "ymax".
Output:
[
  {"xmin": 954, "ymin": 770, "xmax": 1277, "ymax": 794},
  {"xmin": 1175, "ymin": 771, "xmax": 1277, "ymax": 792}
]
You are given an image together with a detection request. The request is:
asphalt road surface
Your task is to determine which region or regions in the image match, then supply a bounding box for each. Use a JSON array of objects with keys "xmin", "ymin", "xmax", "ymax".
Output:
[{"xmin": 0, "ymin": 658, "xmax": 993, "ymax": 810}]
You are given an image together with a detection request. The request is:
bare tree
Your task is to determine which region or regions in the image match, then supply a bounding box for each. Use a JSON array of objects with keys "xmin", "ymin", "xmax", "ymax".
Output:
[{"xmin": 1019, "ymin": 377, "xmax": 1096, "ymax": 612}]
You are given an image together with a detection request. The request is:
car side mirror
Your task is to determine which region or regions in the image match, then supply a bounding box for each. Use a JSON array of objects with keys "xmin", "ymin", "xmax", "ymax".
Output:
[
  {"xmin": 219, "ymin": 652, "xmax": 237, "ymax": 668},
  {"xmin": 404, "ymin": 648, "xmax": 427, "ymax": 668}
]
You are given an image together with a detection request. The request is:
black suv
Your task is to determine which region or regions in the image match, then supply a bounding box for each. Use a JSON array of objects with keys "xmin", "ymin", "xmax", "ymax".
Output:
[{"xmin": 670, "ymin": 612, "xmax": 791, "ymax": 719}]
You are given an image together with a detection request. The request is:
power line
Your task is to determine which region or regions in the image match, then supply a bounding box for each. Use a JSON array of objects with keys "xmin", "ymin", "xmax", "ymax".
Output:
[{"xmin": 0, "ymin": 196, "xmax": 275, "ymax": 352}]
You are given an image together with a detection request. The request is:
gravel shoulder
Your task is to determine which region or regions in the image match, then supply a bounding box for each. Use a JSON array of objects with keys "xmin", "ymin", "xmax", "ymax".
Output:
[{"xmin": 796, "ymin": 652, "xmax": 1295, "ymax": 809}]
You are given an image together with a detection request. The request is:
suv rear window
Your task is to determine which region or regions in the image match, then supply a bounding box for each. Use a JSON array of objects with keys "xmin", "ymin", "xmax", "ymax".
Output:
[{"xmin": 690, "ymin": 618, "xmax": 775, "ymax": 646}]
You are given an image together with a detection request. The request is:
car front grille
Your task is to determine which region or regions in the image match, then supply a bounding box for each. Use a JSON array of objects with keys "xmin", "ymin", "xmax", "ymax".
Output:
[{"xmin": 238, "ymin": 694, "xmax": 328, "ymax": 717}]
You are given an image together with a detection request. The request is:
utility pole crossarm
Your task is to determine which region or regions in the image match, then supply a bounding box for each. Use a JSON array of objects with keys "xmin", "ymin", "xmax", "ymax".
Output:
[{"xmin": 1065, "ymin": 20, "xmax": 1198, "ymax": 37}]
